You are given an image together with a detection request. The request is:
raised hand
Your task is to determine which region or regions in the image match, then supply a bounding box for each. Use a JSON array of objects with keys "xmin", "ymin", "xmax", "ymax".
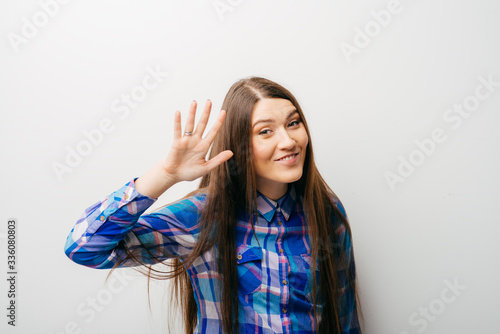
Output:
[
  {"xmin": 135, "ymin": 99, "xmax": 233, "ymax": 199},
  {"xmin": 161, "ymin": 99, "xmax": 233, "ymax": 183}
]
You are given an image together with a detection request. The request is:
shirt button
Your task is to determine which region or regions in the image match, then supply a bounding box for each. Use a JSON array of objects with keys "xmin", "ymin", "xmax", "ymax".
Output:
[
  {"xmin": 124, "ymin": 194, "xmax": 129, "ymax": 200},
  {"xmin": 282, "ymin": 308, "xmax": 287, "ymax": 314},
  {"xmin": 278, "ymin": 221, "xmax": 282, "ymax": 226},
  {"xmin": 100, "ymin": 216, "xmax": 105, "ymax": 221},
  {"xmin": 279, "ymin": 249, "xmax": 284, "ymax": 254},
  {"xmin": 282, "ymin": 279, "xmax": 287, "ymax": 285},
  {"xmin": 237, "ymin": 254, "xmax": 242, "ymax": 260}
]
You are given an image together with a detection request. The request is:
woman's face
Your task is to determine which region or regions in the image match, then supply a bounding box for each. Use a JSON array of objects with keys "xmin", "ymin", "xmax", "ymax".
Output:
[{"xmin": 251, "ymin": 98, "xmax": 309, "ymax": 200}]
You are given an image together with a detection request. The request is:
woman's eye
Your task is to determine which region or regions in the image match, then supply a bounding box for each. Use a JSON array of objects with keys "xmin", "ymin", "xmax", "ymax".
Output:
[{"xmin": 258, "ymin": 121, "xmax": 300, "ymax": 135}]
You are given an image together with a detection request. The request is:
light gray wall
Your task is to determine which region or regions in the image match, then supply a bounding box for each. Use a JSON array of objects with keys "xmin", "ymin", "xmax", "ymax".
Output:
[{"xmin": 1, "ymin": 1, "xmax": 499, "ymax": 333}]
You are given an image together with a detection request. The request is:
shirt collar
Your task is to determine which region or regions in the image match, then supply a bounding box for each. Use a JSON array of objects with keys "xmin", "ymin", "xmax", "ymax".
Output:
[{"xmin": 256, "ymin": 183, "xmax": 297, "ymax": 223}]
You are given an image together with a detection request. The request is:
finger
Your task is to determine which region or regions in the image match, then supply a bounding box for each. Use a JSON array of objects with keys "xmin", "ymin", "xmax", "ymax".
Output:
[
  {"xmin": 194, "ymin": 99, "xmax": 212, "ymax": 137},
  {"xmin": 173, "ymin": 110, "xmax": 181, "ymax": 140},
  {"xmin": 184, "ymin": 100, "xmax": 197, "ymax": 134},
  {"xmin": 202, "ymin": 109, "xmax": 226, "ymax": 145},
  {"xmin": 205, "ymin": 150, "xmax": 234, "ymax": 171}
]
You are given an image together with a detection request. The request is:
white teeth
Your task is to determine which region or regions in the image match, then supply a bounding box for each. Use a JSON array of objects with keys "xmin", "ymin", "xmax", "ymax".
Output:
[{"xmin": 278, "ymin": 154, "xmax": 296, "ymax": 161}]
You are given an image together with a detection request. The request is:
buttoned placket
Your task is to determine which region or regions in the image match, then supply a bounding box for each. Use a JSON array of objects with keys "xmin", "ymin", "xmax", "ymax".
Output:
[{"xmin": 276, "ymin": 203, "xmax": 291, "ymax": 332}]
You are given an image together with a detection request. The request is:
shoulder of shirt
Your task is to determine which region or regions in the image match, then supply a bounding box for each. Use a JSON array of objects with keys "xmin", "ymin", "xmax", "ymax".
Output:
[
  {"xmin": 326, "ymin": 192, "xmax": 347, "ymax": 220},
  {"xmin": 325, "ymin": 192, "xmax": 350, "ymax": 240},
  {"xmin": 150, "ymin": 190, "xmax": 209, "ymax": 215},
  {"xmin": 174, "ymin": 190, "xmax": 208, "ymax": 205}
]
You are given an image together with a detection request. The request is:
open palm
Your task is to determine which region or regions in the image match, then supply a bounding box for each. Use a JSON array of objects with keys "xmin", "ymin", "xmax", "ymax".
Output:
[{"xmin": 161, "ymin": 100, "xmax": 233, "ymax": 183}]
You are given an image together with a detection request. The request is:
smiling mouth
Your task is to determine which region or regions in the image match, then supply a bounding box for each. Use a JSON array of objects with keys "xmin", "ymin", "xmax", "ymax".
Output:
[{"xmin": 276, "ymin": 153, "xmax": 299, "ymax": 161}]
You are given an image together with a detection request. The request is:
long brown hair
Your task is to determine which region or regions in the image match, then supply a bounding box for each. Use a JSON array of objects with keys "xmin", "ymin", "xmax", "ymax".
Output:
[{"xmin": 109, "ymin": 77, "xmax": 363, "ymax": 333}]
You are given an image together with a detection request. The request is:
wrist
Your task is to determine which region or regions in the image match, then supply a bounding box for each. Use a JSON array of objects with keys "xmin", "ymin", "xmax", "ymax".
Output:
[
  {"xmin": 158, "ymin": 160, "xmax": 179, "ymax": 185},
  {"xmin": 135, "ymin": 161, "xmax": 178, "ymax": 199}
]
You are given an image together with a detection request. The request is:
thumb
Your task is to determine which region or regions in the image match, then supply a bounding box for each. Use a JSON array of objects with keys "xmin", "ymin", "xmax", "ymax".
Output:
[{"xmin": 205, "ymin": 150, "xmax": 234, "ymax": 171}]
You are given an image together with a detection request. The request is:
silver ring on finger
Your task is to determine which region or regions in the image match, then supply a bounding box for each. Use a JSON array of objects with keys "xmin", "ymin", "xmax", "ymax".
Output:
[{"xmin": 184, "ymin": 131, "xmax": 194, "ymax": 136}]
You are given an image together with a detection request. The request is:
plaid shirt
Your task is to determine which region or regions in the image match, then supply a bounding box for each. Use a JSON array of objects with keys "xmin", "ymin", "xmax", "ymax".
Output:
[{"xmin": 64, "ymin": 178, "xmax": 360, "ymax": 334}]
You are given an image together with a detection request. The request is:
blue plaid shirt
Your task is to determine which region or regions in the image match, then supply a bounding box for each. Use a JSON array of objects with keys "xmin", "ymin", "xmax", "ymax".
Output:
[{"xmin": 64, "ymin": 178, "xmax": 360, "ymax": 333}]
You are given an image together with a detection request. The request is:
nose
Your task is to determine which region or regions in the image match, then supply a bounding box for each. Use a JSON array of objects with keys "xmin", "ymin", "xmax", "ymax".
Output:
[{"xmin": 276, "ymin": 128, "xmax": 296, "ymax": 150}]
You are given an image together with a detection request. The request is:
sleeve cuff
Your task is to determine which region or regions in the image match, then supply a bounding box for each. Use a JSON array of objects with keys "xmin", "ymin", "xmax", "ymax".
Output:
[{"xmin": 83, "ymin": 178, "xmax": 157, "ymax": 238}]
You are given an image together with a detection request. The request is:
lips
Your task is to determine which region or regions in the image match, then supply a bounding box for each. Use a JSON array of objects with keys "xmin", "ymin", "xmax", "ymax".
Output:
[{"xmin": 276, "ymin": 153, "xmax": 299, "ymax": 161}]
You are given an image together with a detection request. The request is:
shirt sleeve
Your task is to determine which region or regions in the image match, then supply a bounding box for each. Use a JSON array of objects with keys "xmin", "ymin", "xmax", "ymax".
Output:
[
  {"xmin": 333, "ymin": 200, "xmax": 361, "ymax": 334},
  {"xmin": 64, "ymin": 178, "xmax": 205, "ymax": 269},
  {"xmin": 338, "ymin": 225, "xmax": 361, "ymax": 333}
]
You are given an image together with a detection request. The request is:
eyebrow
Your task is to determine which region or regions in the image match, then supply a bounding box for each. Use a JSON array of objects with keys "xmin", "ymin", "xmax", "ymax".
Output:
[{"xmin": 252, "ymin": 110, "xmax": 298, "ymax": 129}]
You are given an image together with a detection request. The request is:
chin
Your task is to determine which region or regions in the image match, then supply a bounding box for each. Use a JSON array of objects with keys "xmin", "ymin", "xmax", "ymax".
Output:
[{"xmin": 279, "ymin": 172, "xmax": 303, "ymax": 184}]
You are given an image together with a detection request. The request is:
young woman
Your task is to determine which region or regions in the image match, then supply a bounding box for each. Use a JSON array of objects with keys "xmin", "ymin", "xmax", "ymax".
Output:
[{"xmin": 64, "ymin": 77, "xmax": 362, "ymax": 334}]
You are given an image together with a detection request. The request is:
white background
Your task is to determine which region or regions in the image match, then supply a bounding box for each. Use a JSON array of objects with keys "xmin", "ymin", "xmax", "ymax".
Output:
[{"xmin": 1, "ymin": 1, "xmax": 499, "ymax": 333}]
